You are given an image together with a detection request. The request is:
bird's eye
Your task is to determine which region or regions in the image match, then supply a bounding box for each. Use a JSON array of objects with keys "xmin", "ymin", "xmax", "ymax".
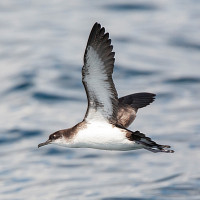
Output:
[
  {"xmin": 53, "ymin": 134, "xmax": 57, "ymax": 139},
  {"xmin": 50, "ymin": 134, "xmax": 56, "ymax": 140}
]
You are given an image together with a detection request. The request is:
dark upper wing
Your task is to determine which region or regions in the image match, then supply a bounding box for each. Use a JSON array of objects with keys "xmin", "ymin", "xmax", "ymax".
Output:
[
  {"xmin": 82, "ymin": 23, "xmax": 118, "ymax": 123},
  {"xmin": 117, "ymin": 93, "xmax": 156, "ymax": 127}
]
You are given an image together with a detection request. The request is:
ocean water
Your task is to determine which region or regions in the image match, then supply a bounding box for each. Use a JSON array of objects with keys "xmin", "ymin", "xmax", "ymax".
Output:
[{"xmin": 0, "ymin": 0, "xmax": 200, "ymax": 199}]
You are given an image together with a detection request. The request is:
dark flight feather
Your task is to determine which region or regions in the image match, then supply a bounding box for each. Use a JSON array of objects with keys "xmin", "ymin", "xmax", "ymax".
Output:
[
  {"xmin": 117, "ymin": 92, "xmax": 156, "ymax": 127},
  {"xmin": 82, "ymin": 23, "xmax": 118, "ymax": 123}
]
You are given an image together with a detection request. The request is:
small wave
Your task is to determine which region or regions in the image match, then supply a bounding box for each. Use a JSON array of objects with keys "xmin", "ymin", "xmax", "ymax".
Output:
[
  {"xmin": 32, "ymin": 91, "xmax": 68, "ymax": 101},
  {"xmin": 169, "ymin": 38, "xmax": 200, "ymax": 51},
  {"xmin": 0, "ymin": 129, "xmax": 42, "ymax": 144},
  {"xmin": 81, "ymin": 154, "xmax": 100, "ymax": 159},
  {"xmin": 164, "ymin": 77, "xmax": 200, "ymax": 84},
  {"xmin": 56, "ymin": 74, "xmax": 82, "ymax": 89},
  {"xmin": 9, "ymin": 81, "xmax": 34, "ymax": 92},
  {"xmin": 153, "ymin": 183, "xmax": 200, "ymax": 197},
  {"xmin": 104, "ymin": 3, "xmax": 157, "ymax": 12},
  {"xmin": 102, "ymin": 197, "xmax": 150, "ymax": 200},
  {"xmin": 44, "ymin": 147, "xmax": 68, "ymax": 155},
  {"xmin": 156, "ymin": 92, "xmax": 174, "ymax": 99},
  {"xmin": 32, "ymin": 91, "xmax": 85, "ymax": 103},
  {"xmin": 152, "ymin": 173, "xmax": 182, "ymax": 183},
  {"xmin": 115, "ymin": 66, "xmax": 155, "ymax": 78}
]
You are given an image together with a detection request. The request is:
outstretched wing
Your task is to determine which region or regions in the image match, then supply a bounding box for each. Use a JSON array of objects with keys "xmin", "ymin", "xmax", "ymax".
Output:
[
  {"xmin": 82, "ymin": 23, "xmax": 118, "ymax": 123},
  {"xmin": 117, "ymin": 93, "xmax": 156, "ymax": 127}
]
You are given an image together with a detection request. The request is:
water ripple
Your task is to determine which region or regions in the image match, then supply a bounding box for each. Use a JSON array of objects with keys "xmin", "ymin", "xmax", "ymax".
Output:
[
  {"xmin": 153, "ymin": 183, "xmax": 200, "ymax": 197},
  {"xmin": 102, "ymin": 198, "xmax": 151, "ymax": 200},
  {"xmin": 152, "ymin": 173, "xmax": 182, "ymax": 183},
  {"xmin": 115, "ymin": 66, "xmax": 156, "ymax": 78},
  {"xmin": 104, "ymin": 3, "xmax": 157, "ymax": 12},
  {"xmin": 0, "ymin": 1, "xmax": 200, "ymax": 200},
  {"xmin": 170, "ymin": 38, "xmax": 200, "ymax": 51},
  {"xmin": 0, "ymin": 129, "xmax": 42, "ymax": 144},
  {"xmin": 9, "ymin": 81, "xmax": 34, "ymax": 92},
  {"xmin": 164, "ymin": 77, "xmax": 200, "ymax": 84},
  {"xmin": 32, "ymin": 91, "xmax": 82, "ymax": 102}
]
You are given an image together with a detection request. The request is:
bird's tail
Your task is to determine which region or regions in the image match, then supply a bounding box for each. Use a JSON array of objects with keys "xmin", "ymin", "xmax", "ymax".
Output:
[
  {"xmin": 126, "ymin": 130, "xmax": 174, "ymax": 153},
  {"xmin": 143, "ymin": 143, "xmax": 174, "ymax": 153}
]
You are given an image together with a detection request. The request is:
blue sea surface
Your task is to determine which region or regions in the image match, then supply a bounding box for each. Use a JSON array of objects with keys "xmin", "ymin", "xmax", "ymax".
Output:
[{"xmin": 0, "ymin": 0, "xmax": 200, "ymax": 200}]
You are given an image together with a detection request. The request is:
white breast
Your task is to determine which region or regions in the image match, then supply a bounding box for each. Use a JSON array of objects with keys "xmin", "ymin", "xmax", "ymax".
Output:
[{"xmin": 69, "ymin": 122, "xmax": 141, "ymax": 151}]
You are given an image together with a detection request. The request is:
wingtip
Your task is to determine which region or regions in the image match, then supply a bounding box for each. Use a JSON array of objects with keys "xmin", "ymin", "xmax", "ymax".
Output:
[
  {"xmin": 118, "ymin": 92, "xmax": 157, "ymax": 109},
  {"xmin": 93, "ymin": 22, "xmax": 101, "ymax": 30},
  {"xmin": 83, "ymin": 22, "xmax": 118, "ymax": 124}
]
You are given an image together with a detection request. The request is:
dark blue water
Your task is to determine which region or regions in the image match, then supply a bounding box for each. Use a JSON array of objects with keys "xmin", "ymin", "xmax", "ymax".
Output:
[{"xmin": 1, "ymin": 0, "xmax": 200, "ymax": 199}]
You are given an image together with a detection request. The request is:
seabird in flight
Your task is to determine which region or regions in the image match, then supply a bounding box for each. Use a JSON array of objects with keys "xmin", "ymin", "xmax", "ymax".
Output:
[{"xmin": 38, "ymin": 23, "xmax": 174, "ymax": 153}]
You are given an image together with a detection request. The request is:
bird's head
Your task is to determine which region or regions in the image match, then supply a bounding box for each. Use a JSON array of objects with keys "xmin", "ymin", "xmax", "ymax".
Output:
[{"xmin": 38, "ymin": 130, "xmax": 64, "ymax": 148}]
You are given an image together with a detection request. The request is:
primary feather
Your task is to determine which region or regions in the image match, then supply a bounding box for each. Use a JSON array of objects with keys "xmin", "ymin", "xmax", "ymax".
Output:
[{"xmin": 82, "ymin": 23, "xmax": 118, "ymax": 124}]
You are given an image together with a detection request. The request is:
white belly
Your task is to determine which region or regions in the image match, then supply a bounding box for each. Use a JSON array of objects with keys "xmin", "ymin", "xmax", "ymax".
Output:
[{"xmin": 68, "ymin": 122, "xmax": 142, "ymax": 151}]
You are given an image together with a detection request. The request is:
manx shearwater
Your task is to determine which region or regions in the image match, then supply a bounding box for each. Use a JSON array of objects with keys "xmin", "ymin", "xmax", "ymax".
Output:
[{"xmin": 38, "ymin": 23, "xmax": 174, "ymax": 153}]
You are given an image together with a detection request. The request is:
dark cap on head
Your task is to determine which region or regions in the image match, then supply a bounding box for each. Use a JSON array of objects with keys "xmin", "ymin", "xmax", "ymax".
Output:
[{"xmin": 38, "ymin": 131, "xmax": 62, "ymax": 148}]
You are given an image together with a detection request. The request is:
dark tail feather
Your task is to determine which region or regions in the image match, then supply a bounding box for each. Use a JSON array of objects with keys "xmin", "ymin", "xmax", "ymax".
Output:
[
  {"xmin": 143, "ymin": 144, "xmax": 174, "ymax": 153},
  {"xmin": 127, "ymin": 130, "xmax": 174, "ymax": 153},
  {"xmin": 119, "ymin": 92, "xmax": 156, "ymax": 109}
]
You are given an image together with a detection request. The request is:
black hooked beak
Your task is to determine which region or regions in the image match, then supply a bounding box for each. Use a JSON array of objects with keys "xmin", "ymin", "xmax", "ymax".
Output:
[{"xmin": 38, "ymin": 139, "xmax": 52, "ymax": 148}]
